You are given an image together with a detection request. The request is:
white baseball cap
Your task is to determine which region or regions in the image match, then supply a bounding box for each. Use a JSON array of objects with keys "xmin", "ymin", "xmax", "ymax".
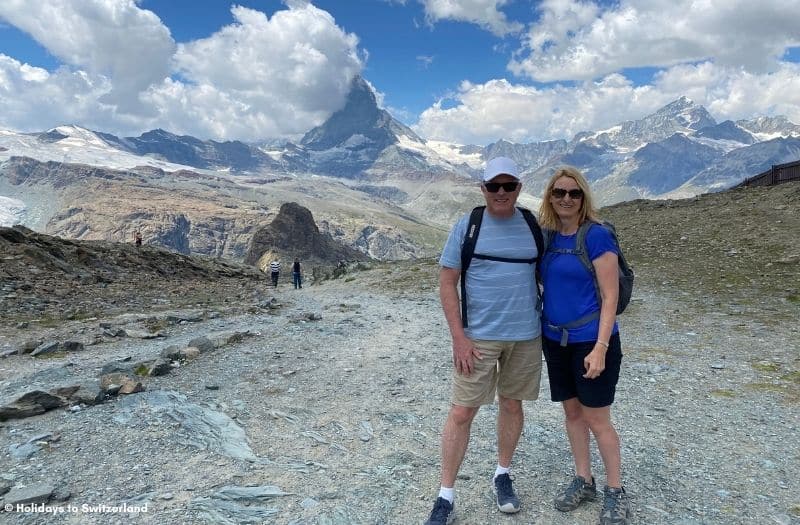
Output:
[{"xmin": 482, "ymin": 156, "xmax": 519, "ymax": 181}]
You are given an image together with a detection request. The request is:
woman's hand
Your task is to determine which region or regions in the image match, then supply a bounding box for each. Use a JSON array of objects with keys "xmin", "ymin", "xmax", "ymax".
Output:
[{"xmin": 583, "ymin": 345, "xmax": 607, "ymax": 379}]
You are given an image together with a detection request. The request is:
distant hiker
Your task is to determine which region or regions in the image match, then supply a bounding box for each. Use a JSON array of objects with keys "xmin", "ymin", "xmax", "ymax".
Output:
[
  {"xmin": 292, "ymin": 258, "xmax": 302, "ymax": 289},
  {"xmin": 538, "ymin": 166, "xmax": 630, "ymax": 524},
  {"xmin": 269, "ymin": 259, "xmax": 281, "ymax": 288},
  {"xmin": 133, "ymin": 230, "xmax": 142, "ymax": 247},
  {"xmin": 424, "ymin": 157, "xmax": 544, "ymax": 525}
]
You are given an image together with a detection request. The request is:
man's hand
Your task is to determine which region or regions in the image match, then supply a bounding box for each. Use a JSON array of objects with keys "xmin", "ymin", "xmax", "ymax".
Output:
[{"xmin": 452, "ymin": 335, "xmax": 482, "ymax": 376}]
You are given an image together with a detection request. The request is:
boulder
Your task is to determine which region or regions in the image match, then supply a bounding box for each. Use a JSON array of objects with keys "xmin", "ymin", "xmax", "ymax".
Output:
[
  {"xmin": 0, "ymin": 391, "xmax": 66, "ymax": 421},
  {"xmin": 100, "ymin": 373, "xmax": 144, "ymax": 395}
]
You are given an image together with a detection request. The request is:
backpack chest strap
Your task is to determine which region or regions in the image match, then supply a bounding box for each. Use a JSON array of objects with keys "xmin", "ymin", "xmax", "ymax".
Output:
[{"xmin": 473, "ymin": 253, "xmax": 538, "ymax": 264}]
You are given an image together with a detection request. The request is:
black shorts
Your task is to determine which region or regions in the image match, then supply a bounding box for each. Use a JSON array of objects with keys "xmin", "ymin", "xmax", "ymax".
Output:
[{"xmin": 542, "ymin": 333, "xmax": 622, "ymax": 408}]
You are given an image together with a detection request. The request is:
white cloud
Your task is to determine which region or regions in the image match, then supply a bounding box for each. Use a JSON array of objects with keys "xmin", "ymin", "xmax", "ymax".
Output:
[
  {"xmin": 0, "ymin": 54, "xmax": 117, "ymax": 132},
  {"xmin": 511, "ymin": 0, "xmax": 800, "ymax": 82},
  {"xmin": 0, "ymin": 0, "xmax": 174, "ymax": 113},
  {"xmin": 0, "ymin": 2, "xmax": 364, "ymax": 141},
  {"xmin": 652, "ymin": 62, "xmax": 800, "ymax": 124},
  {"xmin": 414, "ymin": 62, "xmax": 800, "ymax": 144},
  {"xmin": 414, "ymin": 77, "xmax": 659, "ymax": 144},
  {"xmin": 1, "ymin": 0, "xmax": 799, "ymax": 146},
  {"xmin": 417, "ymin": 55, "xmax": 435, "ymax": 69},
  {"xmin": 420, "ymin": 0, "xmax": 523, "ymax": 36},
  {"xmin": 163, "ymin": 4, "xmax": 364, "ymax": 139}
]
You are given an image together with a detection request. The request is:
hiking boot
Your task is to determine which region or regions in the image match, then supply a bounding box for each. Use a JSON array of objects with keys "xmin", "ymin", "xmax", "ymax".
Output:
[
  {"xmin": 493, "ymin": 473, "xmax": 521, "ymax": 513},
  {"xmin": 554, "ymin": 475, "xmax": 596, "ymax": 511},
  {"xmin": 424, "ymin": 497, "xmax": 454, "ymax": 525},
  {"xmin": 599, "ymin": 486, "xmax": 631, "ymax": 525}
]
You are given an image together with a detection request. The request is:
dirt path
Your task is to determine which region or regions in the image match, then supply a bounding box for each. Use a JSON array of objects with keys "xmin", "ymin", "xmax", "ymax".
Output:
[{"xmin": 1, "ymin": 262, "xmax": 798, "ymax": 524}]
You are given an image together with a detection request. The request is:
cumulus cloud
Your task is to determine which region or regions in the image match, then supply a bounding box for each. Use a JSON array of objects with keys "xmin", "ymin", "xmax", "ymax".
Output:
[
  {"xmin": 511, "ymin": 0, "xmax": 800, "ymax": 82},
  {"xmin": 0, "ymin": 0, "xmax": 174, "ymax": 113},
  {"xmin": 414, "ymin": 62, "xmax": 800, "ymax": 144},
  {"xmin": 0, "ymin": 54, "xmax": 117, "ymax": 132},
  {"xmin": 420, "ymin": 0, "xmax": 523, "ymax": 36},
  {"xmin": 652, "ymin": 62, "xmax": 800, "ymax": 124},
  {"xmin": 0, "ymin": 1, "xmax": 364, "ymax": 140},
  {"xmin": 162, "ymin": 3, "xmax": 364, "ymax": 139},
  {"xmin": 1, "ymin": 0, "xmax": 799, "ymax": 145}
]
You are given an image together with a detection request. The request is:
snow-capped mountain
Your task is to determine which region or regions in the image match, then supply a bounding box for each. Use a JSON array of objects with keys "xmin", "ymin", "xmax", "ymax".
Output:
[
  {"xmin": 2, "ymin": 86, "xmax": 799, "ymax": 217},
  {"xmin": 694, "ymin": 120, "xmax": 756, "ymax": 146},
  {"xmin": 670, "ymin": 136, "xmax": 800, "ymax": 196},
  {"xmin": 0, "ymin": 126, "xmax": 199, "ymax": 172},
  {"xmin": 3, "ymin": 80, "xmax": 800, "ymax": 260},
  {"xmin": 571, "ymin": 96, "xmax": 717, "ymax": 152},
  {"xmin": 300, "ymin": 76, "xmax": 466, "ymax": 178},
  {"xmin": 737, "ymin": 116, "xmax": 800, "ymax": 140},
  {"xmin": 99, "ymin": 129, "xmax": 275, "ymax": 172},
  {"xmin": 488, "ymin": 97, "xmax": 800, "ymax": 203}
]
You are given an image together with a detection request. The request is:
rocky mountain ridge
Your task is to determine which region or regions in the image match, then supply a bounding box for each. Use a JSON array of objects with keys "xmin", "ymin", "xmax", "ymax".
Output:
[
  {"xmin": 2, "ymin": 78, "xmax": 800, "ymax": 265},
  {"xmin": 0, "ymin": 155, "xmax": 449, "ymax": 262},
  {"xmin": 4, "ymin": 83, "xmax": 798, "ymax": 205}
]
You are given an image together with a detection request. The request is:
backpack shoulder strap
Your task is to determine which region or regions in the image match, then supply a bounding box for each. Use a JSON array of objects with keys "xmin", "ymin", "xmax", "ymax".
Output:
[
  {"xmin": 576, "ymin": 220, "xmax": 602, "ymax": 305},
  {"xmin": 461, "ymin": 206, "xmax": 485, "ymax": 274},
  {"xmin": 460, "ymin": 206, "xmax": 485, "ymax": 328},
  {"xmin": 518, "ymin": 207, "xmax": 544, "ymax": 260},
  {"xmin": 542, "ymin": 228, "xmax": 555, "ymax": 253}
]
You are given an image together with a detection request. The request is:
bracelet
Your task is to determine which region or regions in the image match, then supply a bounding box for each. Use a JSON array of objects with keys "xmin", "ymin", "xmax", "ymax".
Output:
[{"xmin": 596, "ymin": 340, "xmax": 609, "ymax": 348}]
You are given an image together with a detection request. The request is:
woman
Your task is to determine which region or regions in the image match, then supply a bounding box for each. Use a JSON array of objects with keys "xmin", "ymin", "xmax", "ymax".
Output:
[{"xmin": 538, "ymin": 166, "xmax": 630, "ymax": 525}]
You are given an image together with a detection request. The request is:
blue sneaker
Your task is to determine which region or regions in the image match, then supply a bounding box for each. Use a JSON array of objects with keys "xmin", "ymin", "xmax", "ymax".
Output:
[
  {"xmin": 493, "ymin": 473, "xmax": 521, "ymax": 513},
  {"xmin": 424, "ymin": 497, "xmax": 454, "ymax": 525}
]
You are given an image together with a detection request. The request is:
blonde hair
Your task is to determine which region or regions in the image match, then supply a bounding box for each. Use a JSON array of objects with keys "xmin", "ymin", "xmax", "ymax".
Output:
[{"xmin": 537, "ymin": 165, "xmax": 601, "ymax": 230}]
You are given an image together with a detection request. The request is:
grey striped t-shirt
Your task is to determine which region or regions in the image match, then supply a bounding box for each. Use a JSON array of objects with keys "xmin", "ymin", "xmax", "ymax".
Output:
[{"xmin": 440, "ymin": 209, "xmax": 541, "ymax": 341}]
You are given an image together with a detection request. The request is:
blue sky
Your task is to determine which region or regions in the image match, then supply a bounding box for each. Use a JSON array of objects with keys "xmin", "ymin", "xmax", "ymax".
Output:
[{"xmin": 1, "ymin": 1, "xmax": 799, "ymax": 145}]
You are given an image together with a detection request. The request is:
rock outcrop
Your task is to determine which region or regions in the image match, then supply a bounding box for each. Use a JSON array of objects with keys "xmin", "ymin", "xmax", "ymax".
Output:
[
  {"xmin": 244, "ymin": 202, "xmax": 368, "ymax": 268},
  {"xmin": 0, "ymin": 225, "xmax": 265, "ymax": 321}
]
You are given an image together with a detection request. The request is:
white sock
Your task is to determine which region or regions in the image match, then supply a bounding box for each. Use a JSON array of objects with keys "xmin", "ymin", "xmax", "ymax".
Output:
[
  {"xmin": 494, "ymin": 465, "xmax": 510, "ymax": 479},
  {"xmin": 438, "ymin": 487, "xmax": 454, "ymax": 503}
]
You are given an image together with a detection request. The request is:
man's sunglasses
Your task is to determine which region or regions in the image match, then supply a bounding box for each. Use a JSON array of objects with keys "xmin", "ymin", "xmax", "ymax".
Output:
[
  {"xmin": 551, "ymin": 188, "xmax": 584, "ymax": 199},
  {"xmin": 483, "ymin": 181, "xmax": 520, "ymax": 193}
]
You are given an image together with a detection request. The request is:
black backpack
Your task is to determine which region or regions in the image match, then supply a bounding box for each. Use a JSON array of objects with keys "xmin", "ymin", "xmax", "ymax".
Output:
[
  {"xmin": 459, "ymin": 206, "xmax": 544, "ymax": 328},
  {"xmin": 543, "ymin": 220, "xmax": 634, "ymax": 345}
]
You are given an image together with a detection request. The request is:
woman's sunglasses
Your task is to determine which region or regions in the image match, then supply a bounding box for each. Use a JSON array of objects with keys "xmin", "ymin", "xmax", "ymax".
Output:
[
  {"xmin": 483, "ymin": 181, "xmax": 520, "ymax": 193},
  {"xmin": 551, "ymin": 188, "xmax": 584, "ymax": 199}
]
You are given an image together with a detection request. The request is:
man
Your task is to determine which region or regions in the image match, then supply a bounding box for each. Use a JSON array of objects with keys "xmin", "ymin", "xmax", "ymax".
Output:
[
  {"xmin": 292, "ymin": 258, "xmax": 302, "ymax": 289},
  {"xmin": 425, "ymin": 157, "xmax": 543, "ymax": 524},
  {"xmin": 269, "ymin": 259, "xmax": 281, "ymax": 288}
]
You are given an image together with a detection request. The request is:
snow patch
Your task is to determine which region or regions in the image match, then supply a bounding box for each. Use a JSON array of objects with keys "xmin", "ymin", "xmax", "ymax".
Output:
[
  {"xmin": 0, "ymin": 195, "xmax": 25, "ymax": 226},
  {"xmin": 425, "ymin": 140, "xmax": 483, "ymax": 169},
  {"xmin": 258, "ymin": 147, "xmax": 286, "ymax": 161},
  {"xmin": 343, "ymin": 134, "xmax": 370, "ymax": 148},
  {"xmin": 750, "ymin": 131, "xmax": 797, "ymax": 141},
  {"xmin": 691, "ymin": 137, "xmax": 750, "ymax": 153}
]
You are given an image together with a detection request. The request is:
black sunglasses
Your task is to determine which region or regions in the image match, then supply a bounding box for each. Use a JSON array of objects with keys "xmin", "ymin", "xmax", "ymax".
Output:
[
  {"xmin": 551, "ymin": 187, "xmax": 584, "ymax": 199},
  {"xmin": 483, "ymin": 181, "xmax": 520, "ymax": 193}
]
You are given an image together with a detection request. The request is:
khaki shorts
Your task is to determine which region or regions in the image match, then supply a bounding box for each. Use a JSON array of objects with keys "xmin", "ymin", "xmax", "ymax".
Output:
[{"xmin": 451, "ymin": 337, "xmax": 543, "ymax": 407}]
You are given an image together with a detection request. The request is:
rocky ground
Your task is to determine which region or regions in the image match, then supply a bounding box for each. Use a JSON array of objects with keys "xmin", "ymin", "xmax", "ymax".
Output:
[{"xmin": 1, "ymin": 183, "xmax": 799, "ymax": 525}]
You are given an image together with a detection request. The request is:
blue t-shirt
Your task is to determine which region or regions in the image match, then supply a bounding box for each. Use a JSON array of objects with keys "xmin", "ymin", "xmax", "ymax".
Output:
[
  {"xmin": 541, "ymin": 224, "xmax": 619, "ymax": 343},
  {"xmin": 440, "ymin": 209, "xmax": 541, "ymax": 341}
]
